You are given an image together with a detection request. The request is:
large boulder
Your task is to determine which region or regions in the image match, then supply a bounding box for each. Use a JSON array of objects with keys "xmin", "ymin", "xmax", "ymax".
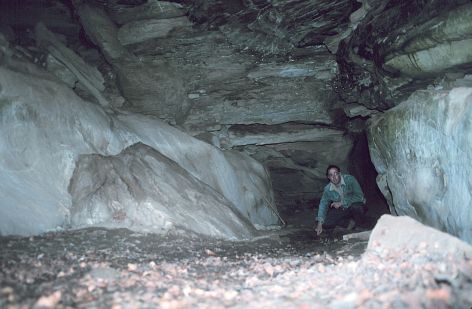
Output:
[
  {"xmin": 69, "ymin": 143, "xmax": 256, "ymax": 240},
  {"xmin": 367, "ymin": 81, "xmax": 472, "ymax": 243}
]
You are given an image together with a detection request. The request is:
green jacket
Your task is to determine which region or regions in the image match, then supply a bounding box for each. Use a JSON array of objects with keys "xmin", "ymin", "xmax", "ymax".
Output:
[{"xmin": 316, "ymin": 174, "xmax": 365, "ymax": 224}]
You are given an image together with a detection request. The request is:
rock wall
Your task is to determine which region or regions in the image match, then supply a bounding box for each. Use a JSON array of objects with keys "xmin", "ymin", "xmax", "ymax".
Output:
[
  {"xmin": 0, "ymin": 0, "xmax": 393, "ymax": 229},
  {"xmin": 0, "ymin": 57, "xmax": 281, "ymax": 238},
  {"xmin": 337, "ymin": 0, "xmax": 471, "ymax": 111},
  {"xmin": 367, "ymin": 81, "xmax": 472, "ymax": 242}
]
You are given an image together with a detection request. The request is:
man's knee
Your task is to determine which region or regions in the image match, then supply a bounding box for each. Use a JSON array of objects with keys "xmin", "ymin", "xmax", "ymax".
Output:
[
  {"xmin": 324, "ymin": 208, "xmax": 351, "ymax": 228},
  {"xmin": 349, "ymin": 202, "xmax": 367, "ymax": 227},
  {"xmin": 350, "ymin": 202, "xmax": 366, "ymax": 215}
]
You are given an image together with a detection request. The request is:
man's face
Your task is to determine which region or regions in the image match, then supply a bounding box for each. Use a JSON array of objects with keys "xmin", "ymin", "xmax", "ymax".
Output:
[{"xmin": 327, "ymin": 168, "xmax": 341, "ymax": 186}]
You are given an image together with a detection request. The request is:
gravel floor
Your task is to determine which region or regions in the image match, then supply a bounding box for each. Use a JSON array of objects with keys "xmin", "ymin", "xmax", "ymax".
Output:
[{"xmin": 1, "ymin": 217, "xmax": 471, "ymax": 308}]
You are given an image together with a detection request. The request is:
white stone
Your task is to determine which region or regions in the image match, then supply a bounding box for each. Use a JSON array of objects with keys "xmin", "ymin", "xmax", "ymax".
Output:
[
  {"xmin": 368, "ymin": 215, "xmax": 472, "ymax": 256},
  {"xmin": 343, "ymin": 103, "xmax": 378, "ymax": 117}
]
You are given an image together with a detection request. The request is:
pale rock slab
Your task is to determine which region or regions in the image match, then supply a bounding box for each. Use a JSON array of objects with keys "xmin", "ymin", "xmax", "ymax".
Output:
[
  {"xmin": 35, "ymin": 22, "xmax": 108, "ymax": 107},
  {"xmin": 118, "ymin": 17, "xmax": 192, "ymax": 46},
  {"xmin": 384, "ymin": 3, "xmax": 472, "ymax": 77},
  {"xmin": 107, "ymin": 0, "xmax": 186, "ymax": 25},
  {"xmin": 226, "ymin": 124, "xmax": 346, "ymax": 147},
  {"xmin": 367, "ymin": 84, "xmax": 472, "ymax": 243}
]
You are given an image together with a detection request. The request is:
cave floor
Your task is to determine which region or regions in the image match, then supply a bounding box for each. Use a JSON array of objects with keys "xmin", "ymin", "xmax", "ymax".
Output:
[{"xmin": 1, "ymin": 211, "xmax": 470, "ymax": 308}]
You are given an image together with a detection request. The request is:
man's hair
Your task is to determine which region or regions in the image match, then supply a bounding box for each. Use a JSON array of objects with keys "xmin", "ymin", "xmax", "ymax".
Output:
[{"xmin": 326, "ymin": 164, "xmax": 341, "ymax": 176}]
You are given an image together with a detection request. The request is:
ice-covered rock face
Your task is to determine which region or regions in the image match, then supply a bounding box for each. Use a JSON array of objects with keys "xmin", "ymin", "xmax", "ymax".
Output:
[
  {"xmin": 0, "ymin": 59, "xmax": 281, "ymax": 238},
  {"xmin": 0, "ymin": 63, "xmax": 121, "ymax": 236},
  {"xmin": 368, "ymin": 82, "xmax": 472, "ymax": 242}
]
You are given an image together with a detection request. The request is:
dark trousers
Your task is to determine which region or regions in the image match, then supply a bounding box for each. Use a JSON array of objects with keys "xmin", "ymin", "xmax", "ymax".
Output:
[{"xmin": 323, "ymin": 202, "xmax": 366, "ymax": 229}]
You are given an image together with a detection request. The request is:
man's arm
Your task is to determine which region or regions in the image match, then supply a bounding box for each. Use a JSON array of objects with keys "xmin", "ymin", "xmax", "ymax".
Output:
[{"xmin": 315, "ymin": 189, "xmax": 330, "ymax": 235}]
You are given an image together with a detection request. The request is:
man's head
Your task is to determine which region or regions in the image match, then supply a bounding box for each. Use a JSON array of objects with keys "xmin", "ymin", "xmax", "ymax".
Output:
[{"xmin": 326, "ymin": 165, "xmax": 341, "ymax": 186}]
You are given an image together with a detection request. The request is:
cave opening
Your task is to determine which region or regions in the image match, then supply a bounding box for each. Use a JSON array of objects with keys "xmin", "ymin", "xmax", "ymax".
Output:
[{"xmin": 1, "ymin": 0, "xmax": 472, "ymax": 307}]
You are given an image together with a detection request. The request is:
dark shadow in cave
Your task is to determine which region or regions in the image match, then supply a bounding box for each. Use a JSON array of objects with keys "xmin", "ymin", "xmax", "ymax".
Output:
[{"xmin": 349, "ymin": 130, "xmax": 390, "ymax": 220}]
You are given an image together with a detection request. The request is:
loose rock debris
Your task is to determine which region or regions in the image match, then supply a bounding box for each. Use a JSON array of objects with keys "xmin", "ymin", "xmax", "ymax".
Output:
[{"xmin": 1, "ymin": 219, "xmax": 471, "ymax": 308}]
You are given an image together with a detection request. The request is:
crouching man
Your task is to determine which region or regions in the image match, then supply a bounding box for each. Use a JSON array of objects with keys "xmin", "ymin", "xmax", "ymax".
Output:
[{"xmin": 315, "ymin": 165, "xmax": 366, "ymax": 236}]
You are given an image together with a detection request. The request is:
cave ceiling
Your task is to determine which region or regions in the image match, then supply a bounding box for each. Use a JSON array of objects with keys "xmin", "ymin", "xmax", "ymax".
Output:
[
  {"xmin": 181, "ymin": 0, "xmax": 471, "ymax": 110},
  {"xmin": 2, "ymin": 0, "xmax": 470, "ymax": 110}
]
